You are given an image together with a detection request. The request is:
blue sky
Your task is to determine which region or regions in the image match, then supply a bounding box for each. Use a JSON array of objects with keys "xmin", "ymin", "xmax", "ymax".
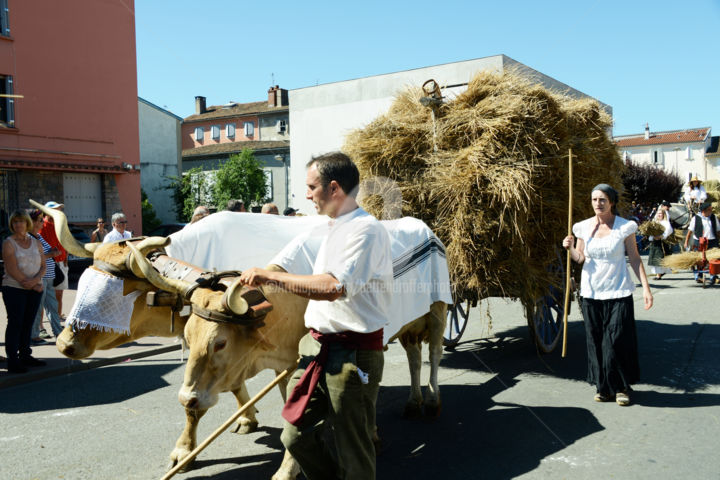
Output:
[{"xmin": 135, "ymin": 0, "xmax": 720, "ymax": 136}]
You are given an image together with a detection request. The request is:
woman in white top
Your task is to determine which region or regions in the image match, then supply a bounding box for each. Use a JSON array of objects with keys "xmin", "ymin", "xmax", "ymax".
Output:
[
  {"xmin": 2, "ymin": 209, "xmax": 46, "ymax": 373},
  {"xmin": 562, "ymin": 184, "xmax": 653, "ymax": 406},
  {"xmin": 646, "ymin": 209, "xmax": 673, "ymax": 280}
]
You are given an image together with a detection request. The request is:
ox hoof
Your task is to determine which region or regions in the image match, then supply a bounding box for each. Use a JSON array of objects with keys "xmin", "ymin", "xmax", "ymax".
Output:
[
  {"xmin": 231, "ymin": 419, "xmax": 259, "ymax": 435},
  {"xmin": 167, "ymin": 457, "xmax": 194, "ymax": 473},
  {"xmin": 402, "ymin": 402, "xmax": 423, "ymax": 419},
  {"xmin": 423, "ymin": 402, "xmax": 442, "ymax": 418}
]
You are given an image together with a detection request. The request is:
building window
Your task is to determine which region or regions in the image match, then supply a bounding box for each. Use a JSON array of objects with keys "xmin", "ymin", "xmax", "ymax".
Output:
[
  {"xmin": 0, "ymin": 0, "xmax": 10, "ymax": 37},
  {"xmin": 0, "ymin": 74, "xmax": 14, "ymax": 127},
  {"xmin": 686, "ymin": 146, "xmax": 692, "ymax": 160},
  {"xmin": 277, "ymin": 119, "xmax": 287, "ymax": 133},
  {"xmin": 244, "ymin": 122, "xmax": 254, "ymax": 137},
  {"xmin": 653, "ymin": 151, "xmax": 664, "ymax": 167},
  {"xmin": 211, "ymin": 125, "xmax": 220, "ymax": 140},
  {"xmin": 195, "ymin": 127, "xmax": 204, "ymax": 141},
  {"xmin": 226, "ymin": 123, "xmax": 235, "ymax": 138}
]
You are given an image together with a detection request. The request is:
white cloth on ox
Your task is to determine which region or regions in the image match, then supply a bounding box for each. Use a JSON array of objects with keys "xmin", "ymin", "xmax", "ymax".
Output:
[
  {"xmin": 66, "ymin": 268, "xmax": 143, "ymax": 334},
  {"xmin": 166, "ymin": 211, "xmax": 453, "ymax": 344}
]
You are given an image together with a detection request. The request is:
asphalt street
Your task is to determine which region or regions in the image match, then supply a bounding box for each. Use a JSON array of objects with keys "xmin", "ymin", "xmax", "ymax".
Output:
[{"xmin": 0, "ymin": 267, "xmax": 718, "ymax": 480}]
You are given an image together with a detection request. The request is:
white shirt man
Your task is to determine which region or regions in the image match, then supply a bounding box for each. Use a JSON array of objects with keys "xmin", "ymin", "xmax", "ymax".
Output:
[
  {"xmin": 239, "ymin": 152, "xmax": 392, "ymax": 480},
  {"xmin": 103, "ymin": 213, "xmax": 132, "ymax": 243},
  {"xmin": 683, "ymin": 181, "xmax": 707, "ymax": 204}
]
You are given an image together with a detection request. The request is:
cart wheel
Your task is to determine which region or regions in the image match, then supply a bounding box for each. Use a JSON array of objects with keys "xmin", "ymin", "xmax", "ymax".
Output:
[
  {"xmin": 527, "ymin": 285, "xmax": 564, "ymax": 353},
  {"xmin": 443, "ymin": 299, "xmax": 470, "ymax": 349}
]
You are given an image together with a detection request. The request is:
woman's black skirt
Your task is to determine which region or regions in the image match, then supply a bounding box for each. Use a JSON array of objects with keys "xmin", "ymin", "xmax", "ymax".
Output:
[{"xmin": 580, "ymin": 295, "xmax": 640, "ymax": 395}]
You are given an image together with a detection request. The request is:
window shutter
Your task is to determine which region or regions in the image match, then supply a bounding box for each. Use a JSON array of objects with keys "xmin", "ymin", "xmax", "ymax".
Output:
[
  {"xmin": 195, "ymin": 127, "xmax": 204, "ymax": 141},
  {"xmin": 211, "ymin": 125, "xmax": 220, "ymax": 140},
  {"xmin": 244, "ymin": 122, "xmax": 254, "ymax": 136},
  {"xmin": 226, "ymin": 123, "xmax": 235, "ymax": 138}
]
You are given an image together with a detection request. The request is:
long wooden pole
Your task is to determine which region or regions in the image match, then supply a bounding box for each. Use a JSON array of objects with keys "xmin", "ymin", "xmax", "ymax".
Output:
[
  {"xmin": 562, "ymin": 149, "xmax": 573, "ymax": 358},
  {"xmin": 159, "ymin": 363, "xmax": 297, "ymax": 480}
]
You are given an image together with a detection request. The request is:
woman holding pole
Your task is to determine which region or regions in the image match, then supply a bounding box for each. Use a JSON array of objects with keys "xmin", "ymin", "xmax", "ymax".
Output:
[{"xmin": 562, "ymin": 184, "xmax": 652, "ymax": 406}]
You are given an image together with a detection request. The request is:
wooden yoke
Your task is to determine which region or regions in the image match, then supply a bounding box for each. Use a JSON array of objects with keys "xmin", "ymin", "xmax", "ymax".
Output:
[{"xmin": 144, "ymin": 252, "xmax": 272, "ymax": 324}]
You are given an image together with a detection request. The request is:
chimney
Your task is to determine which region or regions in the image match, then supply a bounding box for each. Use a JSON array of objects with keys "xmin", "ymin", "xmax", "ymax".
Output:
[
  {"xmin": 644, "ymin": 123, "xmax": 650, "ymax": 140},
  {"xmin": 195, "ymin": 96, "xmax": 207, "ymax": 115},
  {"xmin": 278, "ymin": 87, "xmax": 289, "ymax": 106},
  {"xmin": 268, "ymin": 86, "xmax": 277, "ymax": 107}
]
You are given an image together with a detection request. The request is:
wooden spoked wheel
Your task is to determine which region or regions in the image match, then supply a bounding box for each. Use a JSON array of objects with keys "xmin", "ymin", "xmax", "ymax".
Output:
[{"xmin": 443, "ymin": 299, "xmax": 471, "ymax": 349}]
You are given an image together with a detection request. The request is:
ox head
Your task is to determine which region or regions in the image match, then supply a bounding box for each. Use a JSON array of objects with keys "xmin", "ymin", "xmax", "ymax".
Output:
[
  {"xmin": 31, "ymin": 199, "xmax": 176, "ymax": 359},
  {"xmin": 127, "ymin": 243, "xmax": 274, "ymax": 411}
]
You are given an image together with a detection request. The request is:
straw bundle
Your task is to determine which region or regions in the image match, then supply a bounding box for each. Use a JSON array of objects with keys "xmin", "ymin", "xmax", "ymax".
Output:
[
  {"xmin": 638, "ymin": 221, "xmax": 666, "ymax": 237},
  {"xmin": 345, "ymin": 70, "xmax": 624, "ymax": 307},
  {"xmin": 661, "ymin": 248, "xmax": 720, "ymax": 270},
  {"xmin": 704, "ymin": 180, "xmax": 719, "ymax": 212},
  {"xmin": 665, "ymin": 229, "xmax": 685, "ymax": 246}
]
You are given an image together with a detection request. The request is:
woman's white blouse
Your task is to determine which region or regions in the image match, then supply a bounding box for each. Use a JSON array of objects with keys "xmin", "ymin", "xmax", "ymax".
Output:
[{"xmin": 572, "ymin": 216, "xmax": 637, "ymax": 300}]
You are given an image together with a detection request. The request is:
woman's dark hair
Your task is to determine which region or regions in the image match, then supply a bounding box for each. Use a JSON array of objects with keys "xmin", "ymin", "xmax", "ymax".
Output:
[
  {"xmin": 592, "ymin": 183, "xmax": 619, "ymax": 214},
  {"xmin": 307, "ymin": 151, "xmax": 360, "ymax": 197},
  {"xmin": 27, "ymin": 208, "xmax": 43, "ymax": 221}
]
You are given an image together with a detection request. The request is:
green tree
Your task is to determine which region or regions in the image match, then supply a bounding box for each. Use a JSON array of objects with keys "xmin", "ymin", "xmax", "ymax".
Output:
[
  {"xmin": 212, "ymin": 149, "xmax": 268, "ymax": 209},
  {"xmin": 165, "ymin": 166, "xmax": 211, "ymax": 222},
  {"xmin": 141, "ymin": 189, "xmax": 163, "ymax": 235}
]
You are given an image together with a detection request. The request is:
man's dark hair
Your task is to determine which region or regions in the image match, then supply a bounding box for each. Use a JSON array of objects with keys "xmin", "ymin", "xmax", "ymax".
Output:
[
  {"xmin": 226, "ymin": 199, "xmax": 244, "ymax": 212},
  {"xmin": 307, "ymin": 151, "xmax": 359, "ymax": 196}
]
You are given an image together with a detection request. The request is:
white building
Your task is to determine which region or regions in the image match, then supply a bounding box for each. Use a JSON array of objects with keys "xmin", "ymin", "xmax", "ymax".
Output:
[
  {"xmin": 138, "ymin": 97, "xmax": 182, "ymax": 223},
  {"xmin": 614, "ymin": 124, "xmax": 719, "ymax": 183},
  {"xmin": 288, "ymin": 54, "xmax": 609, "ymax": 215}
]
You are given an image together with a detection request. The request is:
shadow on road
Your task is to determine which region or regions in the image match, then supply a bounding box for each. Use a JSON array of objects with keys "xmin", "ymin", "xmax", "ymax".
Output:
[{"xmin": 0, "ymin": 360, "xmax": 181, "ymax": 413}]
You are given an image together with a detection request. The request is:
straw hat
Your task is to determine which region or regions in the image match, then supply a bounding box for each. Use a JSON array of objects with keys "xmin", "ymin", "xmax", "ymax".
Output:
[{"xmin": 689, "ymin": 176, "xmax": 702, "ymax": 184}]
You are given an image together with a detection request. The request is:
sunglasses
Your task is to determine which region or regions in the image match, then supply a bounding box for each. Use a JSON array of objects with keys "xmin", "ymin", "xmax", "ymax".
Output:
[{"xmin": 116, "ymin": 221, "xmax": 128, "ymax": 224}]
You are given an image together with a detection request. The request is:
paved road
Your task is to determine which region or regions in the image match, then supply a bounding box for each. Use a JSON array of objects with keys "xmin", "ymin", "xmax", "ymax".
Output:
[{"xmin": 0, "ymin": 269, "xmax": 718, "ymax": 479}]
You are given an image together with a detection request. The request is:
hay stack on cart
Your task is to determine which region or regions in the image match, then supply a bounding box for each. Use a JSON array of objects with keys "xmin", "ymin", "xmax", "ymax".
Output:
[{"xmin": 345, "ymin": 70, "xmax": 624, "ymax": 323}]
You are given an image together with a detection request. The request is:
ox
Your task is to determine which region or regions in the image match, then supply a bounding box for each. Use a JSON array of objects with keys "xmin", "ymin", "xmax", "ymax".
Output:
[{"xmin": 37, "ymin": 203, "xmax": 448, "ymax": 479}]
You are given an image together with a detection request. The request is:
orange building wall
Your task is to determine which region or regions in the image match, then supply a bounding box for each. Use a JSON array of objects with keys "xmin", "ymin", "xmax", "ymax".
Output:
[
  {"xmin": 0, "ymin": 0, "xmax": 141, "ymax": 231},
  {"xmin": 181, "ymin": 115, "xmax": 260, "ymax": 150}
]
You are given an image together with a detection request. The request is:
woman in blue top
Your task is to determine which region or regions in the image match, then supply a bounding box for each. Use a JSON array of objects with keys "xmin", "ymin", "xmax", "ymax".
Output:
[{"xmin": 563, "ymin": 184, "xmax": 653, "ymax": 406}]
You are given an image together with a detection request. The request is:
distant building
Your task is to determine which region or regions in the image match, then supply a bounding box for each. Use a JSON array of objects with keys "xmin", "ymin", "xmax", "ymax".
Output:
[
  {"xmin": 181, "ymin": 86, "xmax": 290, "ymax": 211},
  {"xmin": 138, "ymin": 98, "xmax": 182, "ymax": 223},
  {"xmin": 0, "ymin": 0, "xmax": 141, "ymax": 235},
  {"xmin": 615, "ymin": 124, "xmax": 718, "ymax": 182},
  {"xmin": 288, "ymin": 54, "xmax": 609, "ymax": 215}
]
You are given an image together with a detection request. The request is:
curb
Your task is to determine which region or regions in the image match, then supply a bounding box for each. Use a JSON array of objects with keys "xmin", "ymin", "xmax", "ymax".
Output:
[{"xmin": 0, "ymin": 343, "xmax": 182, "ymax": 390}]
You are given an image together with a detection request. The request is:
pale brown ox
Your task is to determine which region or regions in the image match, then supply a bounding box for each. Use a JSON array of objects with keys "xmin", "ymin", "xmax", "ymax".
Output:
[
  {"xmin": 35, "ymin": 200, "xmax": 447, "ymax": 479},
  {"xmin": 130, "ymin": 246, "xmax": 446, "ymax": 480}
]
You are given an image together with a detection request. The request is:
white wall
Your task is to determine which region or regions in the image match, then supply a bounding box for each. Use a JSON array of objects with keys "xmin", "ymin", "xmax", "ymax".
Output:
[
  {"xmin": 621, "ymin": 137, "xmax": 717, "ymax": 183},
  {"xmin": 288, "ymin": 55, "xmax": 607, "ymax": 215},
  {"xmin": 138, "ymin": 99, "xmax": 182, "ymax": 223}
]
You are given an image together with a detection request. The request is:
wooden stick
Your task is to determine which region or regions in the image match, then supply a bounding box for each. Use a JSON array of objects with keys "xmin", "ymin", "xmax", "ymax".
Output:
[
  {"xmin": 562, "ymin": 149, "xmax": 573, "ymax": 358},
  {"xmin": 159, "ymin": 362, "xmax": 297, "ymax": 480},
  {"xmin": 0, "ymin": 94, "xmax": 24, "ymax": 98}
]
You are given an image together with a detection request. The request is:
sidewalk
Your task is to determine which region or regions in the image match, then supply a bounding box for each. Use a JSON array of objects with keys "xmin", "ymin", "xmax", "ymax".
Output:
[{"xmin": 0, "ymin": 287, "xmax": 181, "ymax": 389}]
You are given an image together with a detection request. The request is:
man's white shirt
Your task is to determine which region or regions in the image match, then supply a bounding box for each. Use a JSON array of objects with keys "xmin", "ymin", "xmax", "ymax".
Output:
[
  {"xmin": 304, "ymin": 207, "xmax": 393, "ymax": 334},
  {"xmin": 103, "ymin": 229, "xmax": 132, "ymax": 243}
]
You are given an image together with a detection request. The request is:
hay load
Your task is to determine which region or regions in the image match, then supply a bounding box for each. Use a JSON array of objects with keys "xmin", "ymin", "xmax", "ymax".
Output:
[{"xmin": 345, "ymin": 70, "xmax": 624, "ymax": 308}]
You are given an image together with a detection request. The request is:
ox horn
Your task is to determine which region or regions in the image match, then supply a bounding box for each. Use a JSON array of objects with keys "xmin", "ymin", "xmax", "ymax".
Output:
[
  {"xmin": 223, "ymin": 278, "xmax": 249, "ymax": 316},
  {"xmin": 30, "ymin": 199, "xmax": 98, "ymax": 258},
  {"xmin": 126, "ymin": 236, "xmax": 172, "ymax": 278},
  {"xmin": 126, "ymin": 241, "xmax": 191, "ymax": 295}
]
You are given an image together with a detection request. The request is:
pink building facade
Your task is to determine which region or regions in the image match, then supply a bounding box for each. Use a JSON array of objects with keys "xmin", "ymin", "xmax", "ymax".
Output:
[{"xmin": 0, "ymin": 0, "xmax": 141, "ymax": 235}]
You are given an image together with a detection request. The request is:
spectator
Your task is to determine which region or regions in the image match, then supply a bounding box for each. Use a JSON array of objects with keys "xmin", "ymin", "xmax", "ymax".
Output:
[
  {"xmin": 283, "ymin": 207, "xmax": 298, "ymax": 216},
  {"xmin": 104, "ymin": 212, "xmax": 132, "ymax": 243},
  {"xmin": 563, "ymin": 184, "xmax": 652, "ymax": 406},
  {"xmin": 261, "ymin": 203, "xmax": 279, "ymax": 215},
  {"xmin": 684, "ymin": 202, "xmax": 718, "ymax": 284},
  {"xmin": 226, "ymin": 199, "xmax": 246, "ymax": 212},
  {"xmin": 28, "ymin": 209, "xmax": 64, "ymax": 342},
  {"xmin": 647, "ymin": 209, "xmax": 673, "ymax": 280},
  {"xmin": 2, "ymin": 209, "xmax": 46, "ymax": 373},
  {"xmin": 190, "ymin": 205, "xmax": 210, "ymax": 224},
  {"xmin": 40, "ymin": 201, "xmax": 69, "ymax": 319},
  {"xmin": 683, "ymin": 176, "xmax": 708, "ymax": 209},
  {"xmin": 90, "ymin": 218, "xmax": 108, "ymax": 243}
]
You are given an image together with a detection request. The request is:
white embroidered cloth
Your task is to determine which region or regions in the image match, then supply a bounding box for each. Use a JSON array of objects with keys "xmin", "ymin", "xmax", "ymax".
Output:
[
  {"xmin": 66, "ymin": 268, "xmax": 142, "ymax": 334},
  {"xmin": 168, "ymin": 212, "xmax": 452, "ymax": 343}
]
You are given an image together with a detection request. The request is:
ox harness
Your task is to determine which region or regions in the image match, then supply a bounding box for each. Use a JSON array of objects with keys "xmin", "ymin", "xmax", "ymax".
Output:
[{"xmin": 91, "ymin": 238, "xmax": 272, "ymax": 331}]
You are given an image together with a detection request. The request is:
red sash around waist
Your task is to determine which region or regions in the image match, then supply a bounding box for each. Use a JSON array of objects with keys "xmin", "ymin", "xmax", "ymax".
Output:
[{"xmin": 281, "ymin": 328, "xmax": 383, "ymax": 426}]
